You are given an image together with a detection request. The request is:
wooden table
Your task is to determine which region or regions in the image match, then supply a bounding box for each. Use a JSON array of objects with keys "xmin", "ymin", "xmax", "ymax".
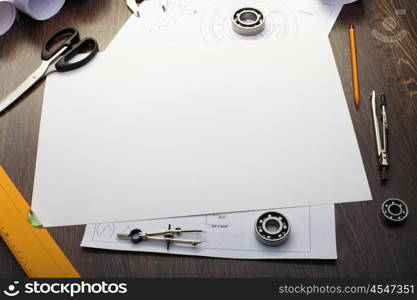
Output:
[{"xmin": 0, "ymin": 0, "xmax": 416, "ymax": 278}]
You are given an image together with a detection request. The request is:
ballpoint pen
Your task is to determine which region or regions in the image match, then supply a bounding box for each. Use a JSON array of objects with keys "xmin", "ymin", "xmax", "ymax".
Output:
[{"xmin": 370, "ymin": 90, "xmax": 389, "ymax": 182}]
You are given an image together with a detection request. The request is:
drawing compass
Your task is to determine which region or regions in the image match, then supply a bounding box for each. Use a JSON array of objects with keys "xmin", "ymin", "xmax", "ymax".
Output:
[
  {"xmin": 370, "ymin": 90, "xmax": 389, "ymax": 182},
  {"xmin": 117, "ymin": 224, "xmax": 203, "ymax": 249},
  {"xmin": 126, "ymin": 0, "xmax": 168, "ymax": 17}
]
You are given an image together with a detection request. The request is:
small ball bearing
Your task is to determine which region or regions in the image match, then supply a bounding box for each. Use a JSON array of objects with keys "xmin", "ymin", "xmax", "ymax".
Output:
[
  {"xmin": 232, "ymin": 7, "xmax": 265, "ymax": 36},
  {"xmin": 382, "ymin": 198, "xmax": 408, "ymax": 223},
  {"xmin": 255, "ymin": 211, "xmax": 290, "ymax": 246}
]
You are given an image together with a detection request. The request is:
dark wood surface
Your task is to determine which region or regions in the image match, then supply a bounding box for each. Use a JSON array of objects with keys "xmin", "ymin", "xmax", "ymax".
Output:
[{"xmin": 0, "ymin": 0, "xmax": 416, "ymax": 278}]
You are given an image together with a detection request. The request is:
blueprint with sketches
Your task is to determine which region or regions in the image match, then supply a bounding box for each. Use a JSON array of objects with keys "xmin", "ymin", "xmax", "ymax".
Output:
[
  {"xmin": 107, "ymin": 0, "xmax": 346, "ymax": 50},
  {"xmin": 82, "ymin": 205, "xmax": 337, "ymax": 259}
]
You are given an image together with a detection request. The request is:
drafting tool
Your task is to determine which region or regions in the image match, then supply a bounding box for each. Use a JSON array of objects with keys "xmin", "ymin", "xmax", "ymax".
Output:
[
  {"xmin": 349, "ymin": 25, "xmax": 360, "ymax": 108},
  {"xmin": 0, "ymin": 28, "xmax": 98, "ymax": 113},
  {"xmin": 0, "ymin": 167, "xmax": 80, "ymax": 278},
  {"xmin": 370, "ymin": 90, "xmax": 389, "ymax": 182},
  {"xmin": 126, "ymin": 0, "xmax": 167, "ymax": 17},
  {"xmin": 117, "ymin": 225, "xmax": 203, "ymax": 248},
  {"xmin": 232, "ymin": 7, "xmax": 265, "ymax": 36},
  {"xmin": 255, "ymin": 211, "xmax": 290, "ymax": 246},
  {"xmin": 126, "ymin": 0, "xmax": 141, "ymax": 17},
  {"xmin": 382, "ymin": 198, "xmax": 408, "ymax": 223}
]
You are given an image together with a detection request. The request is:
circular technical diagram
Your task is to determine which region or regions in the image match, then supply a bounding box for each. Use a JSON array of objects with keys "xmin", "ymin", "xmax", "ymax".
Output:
[{"xmin": 200, "ymin": 0, "xmax": 298, "ymax": 42}]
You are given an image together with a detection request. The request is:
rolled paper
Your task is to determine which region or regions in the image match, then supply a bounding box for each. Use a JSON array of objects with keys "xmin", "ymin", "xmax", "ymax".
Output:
[
  {"xmin": 0, "ymin": 0, "xmax": 16, "ymax": 36},
  {"xmin": 320, "ymin": 0, "xmax": 358, "ymax": 4},
  {"xmin": 12, "ymin": 0, "xmax": 65, "ymax": 21}
]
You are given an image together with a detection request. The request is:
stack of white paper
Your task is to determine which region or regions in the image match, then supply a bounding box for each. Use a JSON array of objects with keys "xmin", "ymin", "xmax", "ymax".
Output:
[
  {"xmin": 35, "ymin": 37, "xmax": 371, "ymax": 227},
  {"xmin": 36, "ymin": 0, "xmax": 367, "ymax": 260}
]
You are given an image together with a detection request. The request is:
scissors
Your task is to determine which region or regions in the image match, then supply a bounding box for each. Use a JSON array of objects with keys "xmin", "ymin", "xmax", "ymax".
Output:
[{"xmin": 0, "ymin": 28, "xmax": 99, "ymax": 113}]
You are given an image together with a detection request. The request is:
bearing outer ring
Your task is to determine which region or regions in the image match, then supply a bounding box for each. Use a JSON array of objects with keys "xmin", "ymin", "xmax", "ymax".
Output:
[
  {"xmin": 232, "ymin": 7, "xmax": 265, "ymax": 36},
  {"xmin": 255, "ymin": 211, "xmax": 290, "ymax": 246}
]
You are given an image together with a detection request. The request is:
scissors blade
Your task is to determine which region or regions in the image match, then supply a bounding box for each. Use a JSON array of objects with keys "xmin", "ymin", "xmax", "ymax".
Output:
[{"xmin": 0, "ymin": 61, "xmax": 50, "ymax": 113}]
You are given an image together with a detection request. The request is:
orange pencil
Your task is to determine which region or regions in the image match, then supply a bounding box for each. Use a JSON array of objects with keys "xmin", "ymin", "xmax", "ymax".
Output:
[{"xmin": 349, "ymin": 25, "xmax": 360, "ymax": 108}]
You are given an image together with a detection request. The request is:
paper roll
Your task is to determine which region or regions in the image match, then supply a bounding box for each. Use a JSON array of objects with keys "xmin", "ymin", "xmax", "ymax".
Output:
[
  {"xmin": 12, "ymin": 0, "xmax": 65, "ymax": 21},
  {"xmin": 320, "ymin": 0, "xmax": 358, "ymax": 4},
  {"xmin": 0, "ymin": 0, "xmax": 16, "ymax": 36}
]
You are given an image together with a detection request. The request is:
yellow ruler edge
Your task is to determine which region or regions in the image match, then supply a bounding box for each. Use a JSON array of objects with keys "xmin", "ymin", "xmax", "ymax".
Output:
[{"xmin": 0, "ymin": 167, "xmax": 80, "ymax": 278}]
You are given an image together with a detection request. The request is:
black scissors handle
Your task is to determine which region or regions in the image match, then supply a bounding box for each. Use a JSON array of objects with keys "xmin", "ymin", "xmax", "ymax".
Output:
[
  {"xmin": 41, "ymin": 28, "xmax": 99, "ymax": 72},
  {"xmin": 42, "ymin": 28, "xmax": 80, "ymax": 61},
  {"xmin": 55, "ymin": 38, "xmax": 99, "ymax": 72}
]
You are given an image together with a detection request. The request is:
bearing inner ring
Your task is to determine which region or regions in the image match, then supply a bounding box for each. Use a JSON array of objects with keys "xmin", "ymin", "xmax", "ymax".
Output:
[
  {"xmin": 232, "ymin": 7, "xmax": 265, "ymax": 36},
  {"xmin": 238, "ymin": 11, "xmax": 260, "ymax": 27},
  {"xmin": 388, "ymin": 203, "xmax": 402, "ymax": 216},
  {"xmin": 255, "ymin": 211, "xmax": 290, "ymax": 246},
  {"xmin": 262, "ymin": 217, "xmax": 283, "ymax": 235}
]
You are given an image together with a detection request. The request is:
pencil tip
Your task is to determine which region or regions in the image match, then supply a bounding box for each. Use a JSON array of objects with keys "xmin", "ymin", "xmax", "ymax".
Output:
[{"xmin": 349, "ymin": 24, "xmax": 355, "ymax": 30}]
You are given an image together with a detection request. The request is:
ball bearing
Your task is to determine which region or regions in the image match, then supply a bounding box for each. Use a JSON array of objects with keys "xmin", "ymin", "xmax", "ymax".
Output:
[
  {"xmin": 232, "ymin": 7, "xmax": 265, "ymax": 36},
  {"xmin": 255, "ymin": 211, "xmax": 290, "ymax": 246},
  {"xmin": 382, "ymin": 198, "xmax": 408, "ymax": 223}
]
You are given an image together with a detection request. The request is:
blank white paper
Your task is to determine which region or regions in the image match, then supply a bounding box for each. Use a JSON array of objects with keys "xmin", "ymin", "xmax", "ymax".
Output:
[
  {"xmin": 81, "ymin": 205, "xmax": 337, "ymax": 260},
  {"xmin": 34, "ymin": 37, "xmax": 371, "ymax": 227}
]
